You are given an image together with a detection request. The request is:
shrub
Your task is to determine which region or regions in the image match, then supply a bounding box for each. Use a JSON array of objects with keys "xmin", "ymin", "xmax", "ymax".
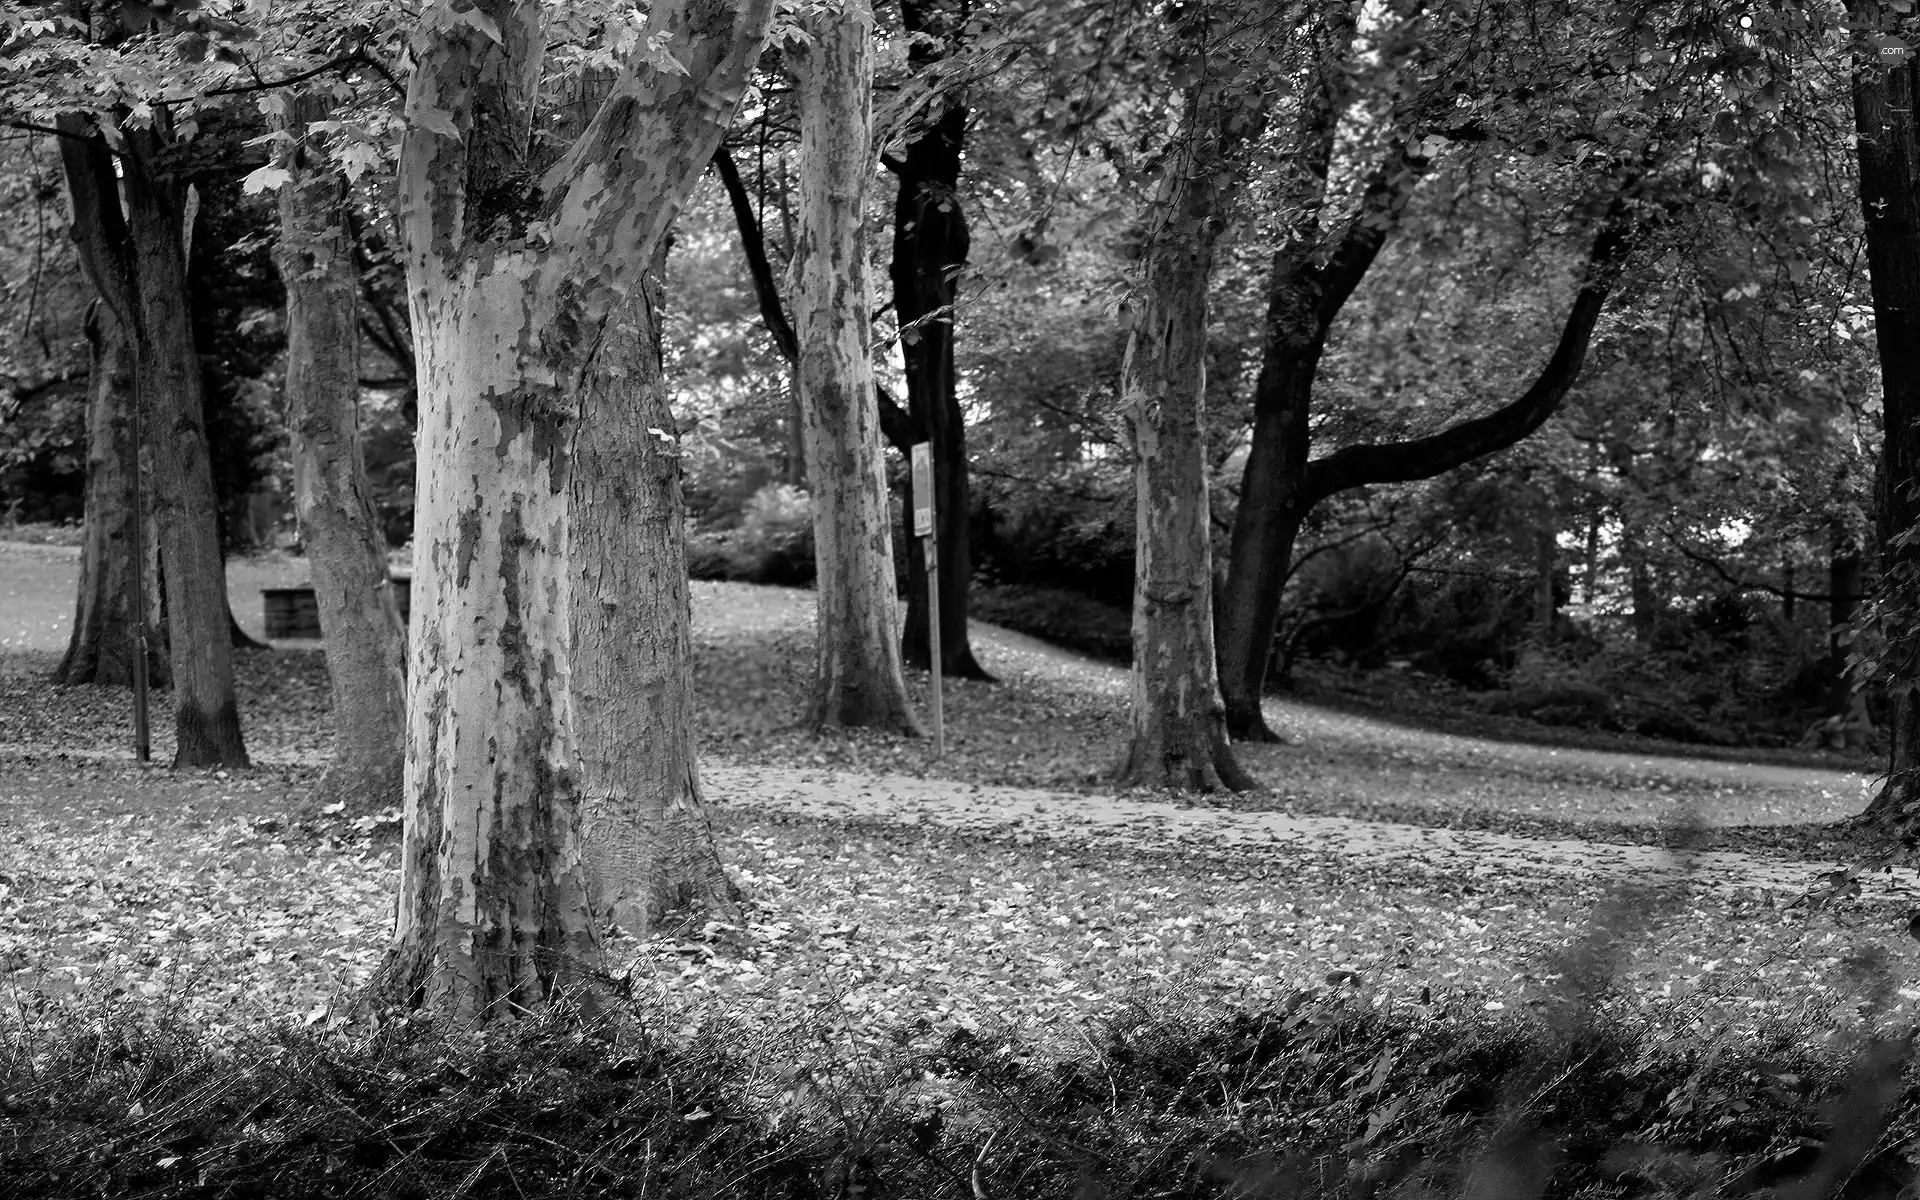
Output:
[
  {"xmin": 5, "ymin": 990, "xmax": 1917, "ymax": 1200},
  {"xmin": 684, "ymin": 484, "xmax": 817, "ymax": 587},
  {"xmin": 970, "ymin": 584, "xmax": 1133, "ymax": 663}
]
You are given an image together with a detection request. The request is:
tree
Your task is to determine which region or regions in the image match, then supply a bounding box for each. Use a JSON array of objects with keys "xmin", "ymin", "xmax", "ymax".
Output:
[
  {"xmin": 57, "ymin": 114, "xmax": 249, "ymax": 767},
  {"xmin": 887, "ymin": 0, "xmax": 991, "ymax": 680},
  {"xmin": 380, "ymin": 0, "xmax": 772, "ymax": 1019},
  {"xmin": 272, "ymin": 86, "xmax": 406, "ymax": 813},
  {"xmin": 1846, "ymin": 8, "xmax": 1920, "ymax": 830},
  {"xmin": 572, "ymin": 239, "xmax": 736, "ymax": 929},
  {"xmin": 790, "ymin": 0, "xmax": 923, "ymax": 734},
  {"xmin": 56, "ymin": 301, "xmax": 168, "ymax": 688},
  {"xmin": 1115, "ymin": 6, "xmax": 1268, "ymax": 792}
]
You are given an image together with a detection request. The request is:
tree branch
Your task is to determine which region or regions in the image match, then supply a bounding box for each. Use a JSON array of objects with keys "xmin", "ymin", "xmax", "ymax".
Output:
[
  {"xmin": 1302, "ymin": 191, "xmax": 1641, "ymax": 506},
  {"xmin": 711, "ymin": 143, "xmax": 919, "ymax": 453},
  {"xmin": 538, "ymin": 0, "xmax": 776, "ymax": 291},
  {"xmin": 1659, "ymin": 527, "xmax": 1834, "ymax": 604},
  {"xmin": 712, "ymin": 143, "xmax": 798, "ymax": 362},
  {"xmin": 54, "ymin": 116, "xmax": 136, "ymax": 326}
]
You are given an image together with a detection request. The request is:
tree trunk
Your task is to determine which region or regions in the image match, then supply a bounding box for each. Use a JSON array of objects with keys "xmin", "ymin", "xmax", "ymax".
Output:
[
  {"xmin": 58, "ymin": 116, "xmax": 248, "ymax": 768},
  {"xmin": 378, "ymin": 0, "xmax": 772, "ymax": 1020},
  {"xmin": 276, "ymin": 90, "xmax": 407, "ymax": 814},
  {"xmin": 1218, "ymin": 190, "xmax": 1636, "ymax": 736},
  {"xmin": 58, "ymin": 302, "xmax": 168, "ymax": 687},
  {"xmin": 572, "ymin": 243, "xmax": 735, "ymax": 933},
  {"xmin": 1829, "ymin": 542, "xmax": 1867, "ymax": 725},
  {"xmin": 791, "ymin": 0, "xmax": 923, "ymax": 735},
  {"xmin": 890, "ymin": 0, "xmax": 989, "ymax": 680},
  {"xmin": 1534, "ymin": 512, "xmax": 1557, "ymax": 637},
  {"xmin": 1116, "ymin": 75, "xmax": 1259, "ymax": 794},
  {"xmin": 1216, "ymin": 260, "xmax": 1322, "ymax": 742},
  {"xmin": 1848, "ymin": 25, "xmax": 1920, "ymax": 830}
]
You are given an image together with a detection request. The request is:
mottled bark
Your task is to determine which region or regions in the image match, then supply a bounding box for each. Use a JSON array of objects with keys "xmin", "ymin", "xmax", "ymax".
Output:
[
  {"xmin": 379, "ymin": 0, "xmax": 771, "ymax": 1021},
  {"xmin": 790, "ymin": 0, "xmax": 923, "ymax": 734},
  {"xmin": 891, "ymin": 0, "xmax": 989, "ymax": 680},
  {"xmin": 1848, "ymin": 26, "xmax": 1920, "ymax": 829},
  {"xmin": 58, "ymin": 116, "xmax": 247, "ymax": 768},
  {"xmin": 1117, "ymin": 73, "xmax": 1261, "ymax": 794},
  {"xmin": 572, "ymin": 246, "xmax": 735, "ymax": 933},
  {"xmin": 58, "ymin": 302, "xmax": 168, "ymax": 687},
  {"xmin": 276, "ymin": 90, "xmax": 407, "ymax": 814}
]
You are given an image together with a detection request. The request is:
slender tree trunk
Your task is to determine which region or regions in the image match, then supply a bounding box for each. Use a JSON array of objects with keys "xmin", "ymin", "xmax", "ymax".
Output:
[
  {"xmin": 377, "ymin": 0, "xmax": 771, "ymax": 1020},
  {"xmin": 1215, "ymin": 0, "xmax": 1360, "ymax": 741},
  {"xmin": 890, "ymin": 0, "xmax": 989, "ymax": 680},
  {"xmin": 58, "ymin": 302, "xmax": 168, "ymax": 687},
  {"xmin": 1848, "ymin": 27, "xmax": 1920, "ymax": 829},
  {"xmin": 1534, "ymin": 511, "xmax": 1557, "ymax": 637},
  {"xmin": 1829, "ymin": 542, "xmax": 1867, "ymax": 724},
  {"xmin": 572, "ymin": 243, "xmax": 735, "ymax": 932},
  {"xmin": 1219, "ymin": 192, "xmax": 1635, "ymax": 734},
  {"xmin": 791, "ymin": 0, "xmax": 922, "ymax": 734},
  {"xmin": 58, "ymin": 117, "xmax": 248, "ymax": 768},
  {"xmin": 1117, "ymin": 74, "xmax": 1259, "ymax": 794},
  {"xmin": 276, "ymin": 91, "xmax": 407, "ymax": 814},
  {"xmin": 1217, "ymin": 263, "xmax": 1321, "ymax": 741}
]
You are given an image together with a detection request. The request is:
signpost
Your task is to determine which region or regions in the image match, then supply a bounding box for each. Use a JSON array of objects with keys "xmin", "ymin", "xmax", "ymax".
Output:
[{"xmin": 910, "ymin": 442, "xmax": 943, "ymax": 757}]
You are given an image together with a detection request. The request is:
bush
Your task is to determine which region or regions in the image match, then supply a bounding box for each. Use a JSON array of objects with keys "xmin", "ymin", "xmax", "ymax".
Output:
[
  {"xmin": 685, "ymin": 483, "xmax": 816, "ymax": 587},
  {"xmin": 970, "ymin": 584, "xmax": 1132, "ymax": 663}
]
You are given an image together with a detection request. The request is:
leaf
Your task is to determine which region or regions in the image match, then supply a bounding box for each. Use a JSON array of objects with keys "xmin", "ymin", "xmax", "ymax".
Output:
[{"xmin": 241, "ymin": 166, "xmax": 292, "ymax": 195}]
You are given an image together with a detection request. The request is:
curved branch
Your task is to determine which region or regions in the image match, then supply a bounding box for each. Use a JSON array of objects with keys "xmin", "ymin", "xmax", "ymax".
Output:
[
  {"xmin": 712, "ymin": 143, "xmax": 798, "ymax": 362},
  {"xmin": 712, "ymin": 143, "xmax": 919, "ymax": 453},
  {"xmin": 1302, "ymin": 192, "xmax": 1640, "ymax": 506}
]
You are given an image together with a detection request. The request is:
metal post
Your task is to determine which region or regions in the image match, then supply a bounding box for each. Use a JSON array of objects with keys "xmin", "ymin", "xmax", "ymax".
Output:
[
  {"xmin": 910, "ymin": 442, "xmax": 943, "ymax": 757},
  {"xmin": 925, "ymin": 532, "xmax": 943, "ymax": 757},
  {"xmin": 128, "ymin": 368, "xmax": 150, "ymax": 763}
]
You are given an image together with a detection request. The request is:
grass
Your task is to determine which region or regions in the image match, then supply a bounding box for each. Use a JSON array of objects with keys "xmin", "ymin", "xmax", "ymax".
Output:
[{"xmin": 3, "ymin": 551, "xmax": 1920, "ymax": 1196}]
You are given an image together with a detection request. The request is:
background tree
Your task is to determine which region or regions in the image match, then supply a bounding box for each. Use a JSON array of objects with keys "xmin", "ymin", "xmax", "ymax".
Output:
[
  {"xmin": 1116, "ymin": 2, "xmax": 1270, "ymax": 792},
  {"xmin": 57, "ymin": 113, "xmax": 249, "ymax": 768},
  {"xmin": 1846, "ymin": 0, "xmax": 1920, "ymax": 830},
  {"xmin": 791, "ymin": 0, "xmax": 922, "ymax": 734},
  {"xmin": 271, "ymin": 84, "xmax": 406, "ymax": 814}
]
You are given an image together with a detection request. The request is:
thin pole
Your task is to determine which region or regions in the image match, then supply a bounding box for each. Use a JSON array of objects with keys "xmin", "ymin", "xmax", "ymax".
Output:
[
  {"xmin": 925, "ymin": 532, "xmax": 943, "ymax": 757},
  {"xmin": 128, "ymin": 362, "xmax": 150, "ymax": 763}
]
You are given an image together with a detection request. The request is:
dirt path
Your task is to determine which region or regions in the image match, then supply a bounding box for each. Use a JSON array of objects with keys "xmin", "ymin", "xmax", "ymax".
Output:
[{"xmin": 702, "ymin": 763, "xmax": 1914, "ymax": 906}]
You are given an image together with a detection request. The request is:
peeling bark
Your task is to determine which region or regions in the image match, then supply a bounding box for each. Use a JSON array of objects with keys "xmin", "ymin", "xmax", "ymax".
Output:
[
  {"xmin": 790, "ymin": 0, "xmax": 923, "ymax": 735},
  {"xmin": 276, "ymin": 90, "xmax": 407, "ymax": 815},
  {"xmin": 1117, "ymin": 64, "xmax": 1262, "ymax": 794},
  {"xmin": 379, "ymin": 0, "xmax": 772, "ymax": 1020}
]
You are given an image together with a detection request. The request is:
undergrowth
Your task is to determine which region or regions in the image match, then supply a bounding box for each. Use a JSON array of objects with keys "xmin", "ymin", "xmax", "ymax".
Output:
[{"xmin": 3, "ymin": 985, "xmax": 1916, "ymax": 1199}]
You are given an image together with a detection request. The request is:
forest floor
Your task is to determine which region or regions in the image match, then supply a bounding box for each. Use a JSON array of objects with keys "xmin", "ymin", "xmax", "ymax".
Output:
[{"xmin": 0, "ymin": 539, "xmax": 1913, "ymax": 1059}]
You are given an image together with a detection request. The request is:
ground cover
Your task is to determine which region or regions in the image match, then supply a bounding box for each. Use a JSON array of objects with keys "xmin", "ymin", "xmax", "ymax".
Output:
[{"xmin": 0, "ymin": 549, "xmax": 1909, "ymax": 1044}]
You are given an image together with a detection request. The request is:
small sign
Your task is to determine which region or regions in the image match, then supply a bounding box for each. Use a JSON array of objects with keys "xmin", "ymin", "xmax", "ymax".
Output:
[{"xmin": 911, "ymin": 442, "xmax": 934, "ymax": 537}]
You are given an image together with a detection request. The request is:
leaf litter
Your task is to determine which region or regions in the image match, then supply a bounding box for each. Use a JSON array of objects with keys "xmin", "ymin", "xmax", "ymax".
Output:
[{"xmin": 0, "ymin": 577, "xmax": 1912, "ymax": 1060}]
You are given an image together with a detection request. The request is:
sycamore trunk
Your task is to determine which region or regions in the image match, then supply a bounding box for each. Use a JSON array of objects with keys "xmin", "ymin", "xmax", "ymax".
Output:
[
  {"xmin": 277, "ymin": 91, "xmax": 408, "ymax": 814},
  {"xmin": 1117, "ymin": 104, "xmax": 1256, "ymax": 793},
  {"xmin": 792, "ymin": 0, "xmax": 922, "ymax": 735}
]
